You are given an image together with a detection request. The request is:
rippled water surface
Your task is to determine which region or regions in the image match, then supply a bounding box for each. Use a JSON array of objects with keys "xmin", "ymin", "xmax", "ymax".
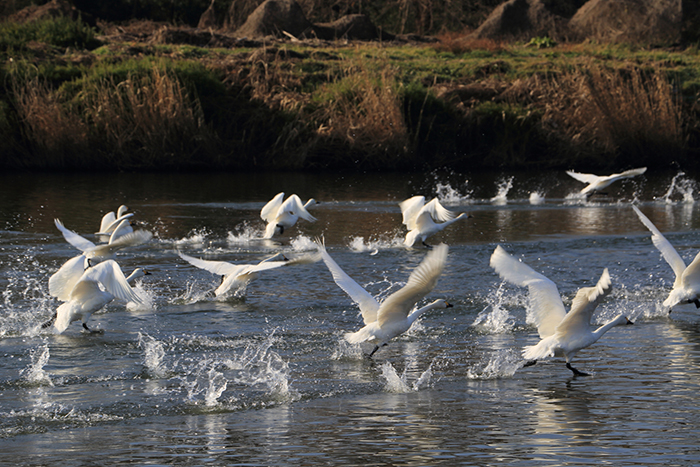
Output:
[{"xmin": 2, "ymin": 170, "xmax": 700, "ymax": 465}]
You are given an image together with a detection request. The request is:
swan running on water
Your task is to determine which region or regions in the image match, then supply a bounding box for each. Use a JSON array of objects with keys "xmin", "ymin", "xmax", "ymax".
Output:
[
  {"xmin": 633, "ymin": 205, "xmax": 700, "ymax": 311},
  {"xmin": 399, "ymin": 196, "xmax": 468, "ymax": 248},
  {"xmin": 43, "ymin": 260, "xmax": 149, "ymax": 333},
  {"xmin": 566, "ymin": 167, "xmax": 647, "ymax": 197},
  {"xmin": 96, "ymin": 205, "xmax": 133, "ymax": 243},
  {"xmin": 178, "ymin": 251, "xmax": 320, "ymax": 299},
  {"xmin": 260, "ymin": 192, "xmax": 317, "ymax": 239},
  {"xmin": 489, "ymin": 245, "xmax": 632, "ymax": 376},
  {"xmin": 316, "ymin": 239, "xmax": 451, "ymax": 357}
]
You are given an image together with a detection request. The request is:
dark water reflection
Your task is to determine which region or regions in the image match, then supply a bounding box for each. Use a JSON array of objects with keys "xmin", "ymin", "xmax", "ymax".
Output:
[{"xmin": 2, "ymin": 169, "xmax": 700, "ymax": 465}]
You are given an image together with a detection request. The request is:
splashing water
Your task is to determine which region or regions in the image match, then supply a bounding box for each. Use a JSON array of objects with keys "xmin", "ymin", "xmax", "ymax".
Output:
[
  {"xmin": 435, "ymin": 181, "xmax": 472, "ymax": 204},
  {"xmin": 289, "ymin": 235, "xmax": 317, "ymax": 252},
  {"xmin": 347, "ymin": 233, "xmax": 404, "ymax": 253},
  {"xmin": 380, "ymin": 359, "xmax": 434, "ymax": 393},
  {"xmin": 170, "ymin": 280, "xmax": 215, "ymax": 305},
  {"xmin": 227, "ymin": 221, "xmax": 263, "ymax": 244},
  {"xmin": 467, "ymin": 349, "xmax": 522, "ymax": 380},
  {"xmin": 139, "ymin": 333, "xmax": 167, "ymax": 378},
  {"xmin": 490, "ymin": 176, "xmax": 514, "ymax": 204},
  {"xmin": 660, "ymin": 172, "xmax": 696, "ymax": 204},
  {"xmin": 174, "ymin": 228, "xmax": 210, "ymax": 246},
  {"xmin": 21, "ymin": 343, "xmax": 53, "ymax": 387},
  {"xmin": 529, "ymin": 192, "xmax": 545, "ymax": 205},
  {"xmin": 204, "ymin": 366, "xmax": 228, "ymax": 407},
  {"xmin": 472, "ymin": 282, "xmax": 515, "ymax": 333}
]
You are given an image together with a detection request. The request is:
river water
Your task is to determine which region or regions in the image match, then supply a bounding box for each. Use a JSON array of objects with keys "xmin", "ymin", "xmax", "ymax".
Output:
[{"xmin": 1, "ymin": 169, "xmax": 700, "ymax": 465}]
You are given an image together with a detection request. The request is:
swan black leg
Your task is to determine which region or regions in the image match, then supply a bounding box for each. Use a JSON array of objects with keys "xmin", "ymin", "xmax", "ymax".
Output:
[
  {"xmin": 367, "ymin": 343, "xmax": 387, "ymax": 358},
  {"xmin": 41, "ymin": 313, "xmax": 57, "ymax": 329},
  {"xmin": 566, "ymin": 362, "xmax": 589, "ymax": 377},
  {"xmin": 693, "ymin": 298, "xmax": 700, "ymax": 309},
  {"xmin": 523, "ymin": 359, "xmax": 537, "ymax": 368},
  {"xmin": 421, "ymin": 241, "xmax": 432, "ymax": 249},
  {"xmin": 83, "ymin": 322, "xmax": 103, "ymax": 334}
]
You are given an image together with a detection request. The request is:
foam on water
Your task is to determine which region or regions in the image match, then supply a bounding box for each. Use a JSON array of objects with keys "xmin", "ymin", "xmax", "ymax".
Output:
[
  {"xmin": 289, "ymin": 235, "xmax": 317, "ymax": 252},
  {"xmin": 659, "ymin": 172, "xmax": 697, "ymax": 204},
  {"xmin": 227, "ymin": 221, "xmax": 262, "ymax": 244},
  {"xmin": 20, "ymin": 342, "xmax": 53, "ymax": 387},
  {"xmin": 490, "ymin": 176, "xmax": 514, "ymax": 204},
  {"xmin": 174, "ymin": 228, "xmax": 211, "ymax": 246},
  {"xmin": 380, "ymin": 359, "xmax": 434, "ymax": 393},
  {"xmin": 347, "ymin": 232, "xmax": 405, "ymax": 253},
  {"xmin": 170, "ymin": 279, "xmax": 216, "ymax": 304},
  {"xmin": 435, "ymin": 180, "xmax": 472, "ymax": 204},
  {"xmin": 467, "ymin": 348, "xmax": 523, "ymax": 380},
  {"xmin": 529, "ymin": 192, "xmax": 545, "ymax": 205},
  {"xmin": 139, "ymin": 333, "xmax": 167, "ymax": 378},
  {"xmin": 472, "ymin": 282, "xmax": 516, "ymax": 333}
]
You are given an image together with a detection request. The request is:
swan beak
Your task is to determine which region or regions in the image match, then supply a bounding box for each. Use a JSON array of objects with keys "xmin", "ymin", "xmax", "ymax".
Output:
[
  {"xmin": 445, "ymin": 301, "xmax": 454, "ymax": 308},
  {"xmin": 144, "ymin": 270, "xmax": 152, "ymax": 276},
  {"xmin": 626, "ymin": 317, "xmax": 634, "ymax": 325}
]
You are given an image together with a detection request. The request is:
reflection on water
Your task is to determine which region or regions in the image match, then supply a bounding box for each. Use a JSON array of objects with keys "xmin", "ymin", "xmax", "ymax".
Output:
[{"xmin": 2, "ymin": 169, "xmax": 700, "ymax": 465}]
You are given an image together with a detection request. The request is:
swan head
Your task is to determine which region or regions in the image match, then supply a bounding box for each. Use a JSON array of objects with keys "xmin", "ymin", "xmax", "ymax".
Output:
[
  {"xmin": 129, "ymin": 268, "xmax": 151, "ymax": 280},
  {"xmin": 430, "ymin": 299, "xmax": 453, "ymax": 309}
]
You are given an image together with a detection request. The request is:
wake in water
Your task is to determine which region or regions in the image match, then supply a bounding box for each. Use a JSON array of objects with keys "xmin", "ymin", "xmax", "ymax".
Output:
[
  {"xmin": 491, "ymin": 176, "xmax": 514, "ymax": 204},
  {"xmin": 467, "ymin": 348, "xmax": 522, "ymax": 380},
  {"xmin": 380, "ymin": 358, "xmax": 435, "ymax": 393}
]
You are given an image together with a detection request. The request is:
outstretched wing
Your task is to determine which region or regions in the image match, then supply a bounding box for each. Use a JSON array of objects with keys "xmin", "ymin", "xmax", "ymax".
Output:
[
  {"xmin": 77, "ymin": 260, "xmax": 142, "ymax": 304},
  {"xmin": 179, "ymin": 252, "xmax": 246, "ymax": 277},
  {"xmin": 609, "ymin": 167, "xmax": 647, "ymax": 181},
  {"xmin": 566, "ymin": 170, "xmax": 600, "ymax": 185},
  {"xmin": 633, "ymin": 205, "xmax": 686, "ymax": 286},
  {"xmin": 489, "ymin": 245, "xmax": 566, "ymax": 338},
  {"xmin": 49, "ymin": 254, "xmax": 87, "ymax": 301},
  {"xmin": 557, "ymin": 268, "xmax": 612, "ymax": 335},
  {"xmin": 399, "ymin": 196, "xmax": 426, "ymax": 229},
  {"xmin": 377, "ymin": 244, "xmax": 448, "ymax": 327},
  {"xmin": 421, "ymin": 198, "xmax": 458, "ymax": 223},
  {"xmin": 284, "ymin": 194, "xmax": 317, "ymax": 222},
  {"xmin": 315, "ymin": 239, "xmax": 380, "ymax": 324},
  {"xmin": 54, "ymin": 218, "xmax": 95, "ymax": 252},
  {"xmin": 260, "ymin": 192, "xmax": 285, "ymax": 222}
]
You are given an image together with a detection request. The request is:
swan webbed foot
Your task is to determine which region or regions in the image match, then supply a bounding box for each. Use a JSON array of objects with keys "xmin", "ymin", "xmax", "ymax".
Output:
[
  {"xmin": 367, "ymin": 343, "xmax": 387, "ymax": 358},
  {"xmin": 566, "ymin": 362, "xmax": 589, "ymax": 377},
  {"xmin": 522, "ymin": 359, "xmax": 537, "ymax": 368},
  {"xmin": 693, "ymin": 298, "xmax": 700, "ymax": 309},
  {"xmin": 82, "ymin": 323, "xmax": 104, "ymax": 334},
  {"xmin": 421, "ymin": 241, "xmax": 432, "ymax": 249}
]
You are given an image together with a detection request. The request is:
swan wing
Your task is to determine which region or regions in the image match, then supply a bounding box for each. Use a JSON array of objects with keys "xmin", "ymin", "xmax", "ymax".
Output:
[
  {"xmin": 489, "ymin": 246, "xmax": 567, "ymax": 338},
  {"xmin": 399, "ymin": 196, "xmax": 425, "ymax": 229},
  {"xmin": 49, "ymin": 255, "xmax": 87, "ymax": 301},
  {"xmin": 179, "ymin": 253, "xmax": 245, "ymax": 277},
  {"xmin": 633, "ymin": 205, "xmax": 686, "ymax": 284},
  {"xmin": 315, "ymin": 239, "xmax": 380, "ymax": 324},
  {"xmin": 54, "ymin": 218, "xmax": 95, "ymax": 252},
  {"xmin": 609, "ymin": 167, "xmax": 647, "ymax": 181},
  {"xmin": 260, "ymin": 192, "xmax": 285, "ymax": 222},
  {"xmin": 76, "ymin": 260, "xmax": 141, "ymax": 304},
  {"xmin": 285, "ymin": 194, "xmax": 317, "ymax": 222},
  {"xmin": 108, "ymin": 219, "xmax": 134, "ymax": 243},
  {"xmin": 97, "ymin": 213, "xmax": 134, "ymax": 236},
  {"xmin": 98, "ymin": 211, "xmax": 116, "ymax": 233},
  {"xmin": 556, "ymin": 268, "xmax": 612, "ymax": 336},
  {"xmin": 106, "ymin": 229, "xmax": 153, "ymax": 250},
  {"xmin": 377, "ymin": 244, "xmax": 448, "ymax": 327},
  {"xmin": 566, "ymin": 170, "xmax": 600, "ymax": 185},
  {"xmin": 421, "ymin": 198, "xmax": 457, "ymax": 223},
  {"xmin": 680, "ymin": 252, "xmax": 700, "ymax": 291}
]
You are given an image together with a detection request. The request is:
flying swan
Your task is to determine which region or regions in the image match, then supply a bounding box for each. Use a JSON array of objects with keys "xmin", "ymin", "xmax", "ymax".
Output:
[
  {"xmin": 633, "ymin": 205, "xmax": 700, "ymax": 311},
  {"xmin": 316, "ymin": 239, "xmax": 451, "ymax": 357},
  {"xmin": 566, "ymin": 167, "xmax": 647, "ymax": 197},
  {"xmin": 489, "ymin": 245, "xmax": 632, "ymax": 376},
  {"xmin": 96, "ymin": 204, "xmax": 134, "ymax": 243},
  {"xmin": 43, "ymin": 260, "xmax": 149, "ymax": 333},
  {"xmin": 178, "ymin": 251, "xmax": 320, "ymax": 299},
  {"xmin": 399, "ymin": 196, "xmax": 468, "ymax": 248},
  {"xmin": 260, "ymin": 192, "xmax": 317, "ymax": 239}
]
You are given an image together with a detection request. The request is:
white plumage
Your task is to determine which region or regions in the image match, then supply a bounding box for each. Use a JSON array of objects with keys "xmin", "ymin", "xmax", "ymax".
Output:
[
  {"xmin": 260, "ymin": 192, "xmax": 316, "ymax": 239},
  {"xmin": 399, "ymin": 196, "xmax": 467, "ymax": 248},
  {"xmin": 566, "ymin": 167, "xmax": 646, "ymax": 196}
]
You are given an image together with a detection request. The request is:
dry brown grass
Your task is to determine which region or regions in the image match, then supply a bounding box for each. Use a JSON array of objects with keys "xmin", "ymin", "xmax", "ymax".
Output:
[
  {"xmin": 431, "ymin": 32, "xmax": 507, "ymax": 54},
  {"xmin": 538, "ymin": 64, "xmax": 684, "ymax": 161}
]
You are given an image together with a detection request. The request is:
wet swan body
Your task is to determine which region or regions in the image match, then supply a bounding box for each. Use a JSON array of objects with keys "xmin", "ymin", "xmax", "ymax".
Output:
[
  {"xmin": 260, "ymin": 192, "xmax": 317, "ymax": 239},
  {"xmin": 399, "ymin": 196, "xmax": 467, "ymax": 248}
]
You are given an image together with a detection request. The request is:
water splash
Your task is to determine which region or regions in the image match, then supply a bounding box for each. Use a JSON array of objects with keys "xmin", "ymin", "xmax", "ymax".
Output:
[
  {"xmin": 347, "ymin": 233, "xmax": 404, "ymax": 253},
  {"xmin": 289, "ymin": 235, "xmax": 317, "ymax": 252},
  {"xmin": 467, "ymin": 349, "xmax": 522, "ymax": 379},
  {"xmin": 529, "ymin": 192, "xmax": 545, "ymax": 205},
  {"xmin": 20, "ymin": 342, "xmax": 53, "ymax": 387},
  {"xmin": 174, "ymin": 228, "xmax": 210, "ymax": 246},
  {"xmin": 472, "ymin": 282, "xmax": 515, "ymax": 333},
  {"xmin": 170, "ymin": 280, "xmax": 216, "ymax": 305},
  {"xmin": 435, "ymin": 180, "xmax": 472, "ymax": 204},
  {"xmin": 139, "ymin": 333, "xmax": 167, "ymax": 378},
  {"xmin": 227, "ymin": 221, "xmax": 263, "ymax": 244},
  {"xmin": 660, "ymin": 172, "xmax": 696, "ymax": 204},
  {"xmin": 490, "ymin": 176, "xmax": 514, "ymax": 204},
  {"xmin": 380, "ymin": 359, "xmax": 434, "ymax": 392},
  {"xmin": 204, "ymin": 366, "xmax": 228, "ymax": 407},
  {"xmin": 331, "ymin": 337, "xmax": 366, "ymax": 359}
]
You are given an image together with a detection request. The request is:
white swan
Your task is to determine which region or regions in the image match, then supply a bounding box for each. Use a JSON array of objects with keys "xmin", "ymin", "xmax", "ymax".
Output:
[
  {"xmin": 55, "ymin": 218, "xmax": 152, "ymax": 268},
  {"xmin": 316, "ymin": 239, "xmax": 451, "ymax": 357},
  {"xmin": 43, "ymin": 260, "xmax": 149, "ymax": 333},
  {"xmin": 178, "ymin": 251, "xmax": 320, "ymax": 299},
  {"xmin": 399, "ymin": 196, "xmax": 467, "ymax": 248},
  {"xmin": 260, "ymin": 192, "xmax": 317, "ymax": 239},
  {"xmin": 566, "ymin": 167, "xmax": 646, "ymax": 196},
  {"xmin": 489, "ymin": 245, "xmax": 632, "ymax": 376},
  {"xmin": 633, "ymin": 205, "xmax": 700, "ymax": 311},
  {"xmin": 96, "ymin": 205, "xmax": 133, "ymax": 242}
]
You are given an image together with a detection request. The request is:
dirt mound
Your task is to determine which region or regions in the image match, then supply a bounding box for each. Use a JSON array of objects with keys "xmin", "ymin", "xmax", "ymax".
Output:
[
  {"xmin": 470, "ymin": 0, "xmax": 571, "ymax": 40},
  {"xmin": 232, "ymin": 0, "xmax": 313, "ymax": 39},
  {"xmin": 569, "ymin": 0, "xmax": 681, "ymax": 44},
  {"xmin": 312, "ymin": 14, "xmax": 395, "ymax": 41},
  {"xmin": 8, "ymin": 0, "xmax": 95, "ymax": 26}
]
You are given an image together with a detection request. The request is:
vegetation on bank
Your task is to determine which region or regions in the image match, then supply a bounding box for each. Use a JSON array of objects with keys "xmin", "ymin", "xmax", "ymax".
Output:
[{"xmin": 1, "ymin": 16, "xmax": 700, "ymax": 172}]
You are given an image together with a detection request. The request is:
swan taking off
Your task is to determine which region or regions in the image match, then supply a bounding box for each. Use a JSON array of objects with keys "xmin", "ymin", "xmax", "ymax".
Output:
[
  {"xmin": 316, "ymin": 239, "xmax": 451, "ymax": 357},
  {"xmin": 489, "ymin": 245, "xmax": 632, "ymax": 376},
  {"xmin": 566, "ymin": 167, "xmax": 646, "ymax": 196},
  {"xmin": 178, "ymin": 251, "xmax": 320, "ymax": 299},
  {"xmin": 399, "ymin": 196, "xmax": 468, "ymax": 248},
  {"xmin": 55, "ymin": 218, "xmax": 152, "ymax": 268},
  {"xmin": 260, "ymin": 192, "xmax": 317, "ymax": 239},
  {"xmin": 43, "ymin": 260, "xmax": 149, "ymax": 333},
  {"xmin": 633, "ymin": 205, "xmax": 700, "ymax": 311},
  {"xmin": 96, "ymin": 205, "xmax": 133, "ymax": 243}
]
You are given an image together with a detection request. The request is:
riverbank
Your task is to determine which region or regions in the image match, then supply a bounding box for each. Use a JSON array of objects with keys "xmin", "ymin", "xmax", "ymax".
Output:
[{"xmin": 1, "ymin": 17, "xmax": 699, "ymax": 172}]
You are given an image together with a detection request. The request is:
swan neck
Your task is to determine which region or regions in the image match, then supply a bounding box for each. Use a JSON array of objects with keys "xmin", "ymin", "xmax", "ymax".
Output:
[
  {"xmin": 408, "ymin": 302, "xmax": 440, "ymax": 323},
  {"xmin": 593, "ymin": 315, "xmax": 627, "ymax": 338}
]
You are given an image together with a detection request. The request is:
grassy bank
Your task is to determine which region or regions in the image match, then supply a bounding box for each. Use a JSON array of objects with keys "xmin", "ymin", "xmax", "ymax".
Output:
[{"xmin": 1, "ymin": 17, "xmax": 700, "ymax": 172}]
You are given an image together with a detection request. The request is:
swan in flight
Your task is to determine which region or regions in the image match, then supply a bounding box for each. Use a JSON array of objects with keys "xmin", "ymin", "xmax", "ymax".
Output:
[
  {"xmin": 54, "ymin": 218, "xmax": 152, "ymax": 268},
  {"xmin": 96, "ymin": 205, "xmax": 133, "ymax": 242},
  {"xmin": 489, "ymin": 245, "xmax": 632, "ymax": 376},
  {"xmin": 178, "ymin": 251, "xmax": 320, "ymax": 299},
  {"xmin": 566, "ymin": 167, "xmax": 646, "ymax": 196},
  {"xmin": 316, "ymin": 239, "xmax": 451, "ymax": 357},
  {"xmin": 633, "ymin": 205, "xmax": 700, "ymax": 311},
  {"xmin": 43, "ymin": 260, "xmax": 149, "ymax": 333},
  {"xmin": 399, "ymin": 196, "xmax": 468, "ymax": 248},
  {"xmin": 260, "ymin": 192, "xmax": 317, "ymax": 238}
]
